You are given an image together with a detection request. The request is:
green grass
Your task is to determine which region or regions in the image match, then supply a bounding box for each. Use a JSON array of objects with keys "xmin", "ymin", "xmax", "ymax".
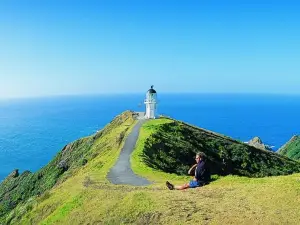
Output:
[
  {"xmin": 132, "ymin": 118, "xmax": 300, "ymax": 178},
  {"xmin": 40, "ymin": 193, "xmax": 84, "ymax": 225},
  {"xmin": 279, "ymin": 135, "xmax": 300, "ymax": 160},
  {"xmin": 131, "ymin": 118, "xmax": 192, "ymax": 185},
  {"xmin": 18, "ymin": 172, "xmax": 300, "ymax": 225},
  {"xmin": 1, "ymin": 111, "xmax": 137, "ymax": 224},
  {"xmin": 2, "ymin": 113, "xmax": 300, "ymax": 224}
]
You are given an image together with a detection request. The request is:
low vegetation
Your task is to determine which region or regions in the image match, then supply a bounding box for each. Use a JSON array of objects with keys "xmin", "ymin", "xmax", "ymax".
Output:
[
  {"xmin": 278, "ymin": 135, "xmax": 300, "ymax": 160},
  {"xmin": 0, "ymin": 111, "xmax": 137, "ymax": 224},
  {"xmin": 132, "ymin": 118, "xmax": 300, "ymax": 179},
  {"xmin": 1, "ymin": 112, "xmax": 300, "ymax": 224}
]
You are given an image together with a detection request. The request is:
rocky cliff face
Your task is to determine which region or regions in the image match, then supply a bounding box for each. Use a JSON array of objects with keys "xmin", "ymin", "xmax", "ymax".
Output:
[{"xmin": 247, "ymin": 137, "xmax": 272, "ymax": 151}]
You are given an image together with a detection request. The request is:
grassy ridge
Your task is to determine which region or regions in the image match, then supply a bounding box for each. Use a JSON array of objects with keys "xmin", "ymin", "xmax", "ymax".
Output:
[
  {"xmin": 132, "ymin": 118, "xmax": 300, "ymax": 179},
  {"xmin": 1, "ymin": 113, "xmax": 300, "ymax": 224},
  {"xmin": 0, "ymin": 111, "xmax": 137, "ymax": 224},
  {"xmin": 278, "ymin": 135, "xmax": 300, "ymax": 160}
]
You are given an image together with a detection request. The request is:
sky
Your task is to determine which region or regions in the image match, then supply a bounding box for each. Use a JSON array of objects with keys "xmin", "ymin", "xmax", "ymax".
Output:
[{"xmin": 0, "ymin": 0, "xmax": 300, "ymax": 98}]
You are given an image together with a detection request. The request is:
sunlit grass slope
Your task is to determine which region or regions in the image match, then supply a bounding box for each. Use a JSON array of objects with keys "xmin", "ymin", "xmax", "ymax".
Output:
[
  {"xmin": 1, "ymin": 114, "xmax": 300, "ymax": 224},
  {"xmin": 0, "ymin": 111, "xmax": 137, "ymax": 224},
  {"xmin": 18, "ymin": 174, "xmax": 300, "ymax": 225}
]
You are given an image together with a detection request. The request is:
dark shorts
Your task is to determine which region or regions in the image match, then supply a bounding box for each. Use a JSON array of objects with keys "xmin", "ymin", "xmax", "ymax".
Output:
[{"xmin": 189, "ymin": 180, "xmax": 201, "ymax": 188}]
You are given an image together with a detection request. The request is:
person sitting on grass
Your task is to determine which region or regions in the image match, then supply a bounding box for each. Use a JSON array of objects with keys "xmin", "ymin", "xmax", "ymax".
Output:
[{"xmin": 166, "ymin": 152, "xmax": 210, "ymax": 190}]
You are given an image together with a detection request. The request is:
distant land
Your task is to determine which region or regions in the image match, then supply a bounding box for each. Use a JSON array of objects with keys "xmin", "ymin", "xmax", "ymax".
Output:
[{"xmin": 1, "ymin": 111, "xmax": 300, "ymax": 224}]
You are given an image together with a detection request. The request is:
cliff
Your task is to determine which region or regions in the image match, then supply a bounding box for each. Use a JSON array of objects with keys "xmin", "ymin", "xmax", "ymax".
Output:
[{"xmin": 247, "ymin": 136, "xmax": 273, "ymax": 151}]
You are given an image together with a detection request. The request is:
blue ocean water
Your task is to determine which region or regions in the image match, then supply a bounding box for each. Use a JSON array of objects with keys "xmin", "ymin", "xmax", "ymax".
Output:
[{"xmin": 0, "ymin": 94, "xmax": 300, "ymax": 181}]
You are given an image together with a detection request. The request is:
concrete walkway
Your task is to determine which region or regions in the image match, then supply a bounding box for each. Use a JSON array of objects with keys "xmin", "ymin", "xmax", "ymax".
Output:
[{"xmin": 106, "ymin": 118, "xmax": 151, "ymax": 186}]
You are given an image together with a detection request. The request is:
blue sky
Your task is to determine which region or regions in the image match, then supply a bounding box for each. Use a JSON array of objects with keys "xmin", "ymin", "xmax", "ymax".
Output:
[{"xmin": 0, "ymin": 0, "xmax": 299, "ymax": 98}]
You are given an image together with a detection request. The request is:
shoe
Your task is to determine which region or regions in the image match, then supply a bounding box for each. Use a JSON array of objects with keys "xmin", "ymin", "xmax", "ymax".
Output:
[{"xmin": 166, "ymin": 181, "xmax": 174, "ymax": 190}]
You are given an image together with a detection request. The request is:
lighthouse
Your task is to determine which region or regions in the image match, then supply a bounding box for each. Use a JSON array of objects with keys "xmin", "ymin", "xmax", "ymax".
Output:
[{"xmin": 144, "ymin": 85, "xmax": 157, "ymax": 119}]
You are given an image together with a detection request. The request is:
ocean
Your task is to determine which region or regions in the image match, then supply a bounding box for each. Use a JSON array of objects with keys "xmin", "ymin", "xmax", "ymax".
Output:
[{"xmin": 0, "ymin": 93, "xmax": 300, "ymax": 180}]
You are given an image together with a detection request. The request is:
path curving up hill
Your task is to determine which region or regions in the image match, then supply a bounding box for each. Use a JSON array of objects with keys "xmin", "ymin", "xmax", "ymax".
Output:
[{"xmin": 107, "ymin": 117, "xmax": 151, "ymax": 186}]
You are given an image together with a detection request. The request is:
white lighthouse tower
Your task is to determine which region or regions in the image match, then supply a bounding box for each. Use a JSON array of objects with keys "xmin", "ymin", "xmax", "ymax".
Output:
[{"xmin": 144, "ymin": 85, "xmax": 157, "ymax": 119}]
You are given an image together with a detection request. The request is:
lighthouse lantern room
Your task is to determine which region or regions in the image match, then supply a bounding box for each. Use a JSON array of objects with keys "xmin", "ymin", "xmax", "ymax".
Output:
[{"xmin": 144, "ymin": 85, "xmax": 157, "ymax": 119}]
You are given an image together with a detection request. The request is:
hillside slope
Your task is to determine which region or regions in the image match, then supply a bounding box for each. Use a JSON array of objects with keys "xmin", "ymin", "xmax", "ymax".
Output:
[
  {"xmin": 1, "ymin": 113, "xmax": 300, "ymax": 224},
  {"xmin": 278, "ymin": 135, "xmax": 300, "ymax": 160},
  {"xmin": 132, "ymin": 118, "xmax": 300, "ymax": 179},
  {"xmin": 0, "ymin": 111, "xmax": 137, "ymax": 224}
]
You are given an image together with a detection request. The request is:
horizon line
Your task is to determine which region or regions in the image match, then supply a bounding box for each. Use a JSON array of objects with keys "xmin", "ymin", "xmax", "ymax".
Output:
[{"xmin": 1, "ymin": 92, "xmax": 300, "ymax": 100}]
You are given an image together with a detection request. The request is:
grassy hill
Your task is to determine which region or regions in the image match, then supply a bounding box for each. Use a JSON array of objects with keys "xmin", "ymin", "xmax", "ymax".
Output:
[
  {"xmin": 0, "ymin": 111, "xmax": 137, "ymax": 224},
  {"xmin": 278, "ymin": 135, "xmax": 300, "ymax": 160},
  {"xmin": 1, "ymin": 112, "xmax": 300, "ymax": 224},
  {"xmin": 132, "ymin": 118, "xmax": 300, "ymax": 178}
]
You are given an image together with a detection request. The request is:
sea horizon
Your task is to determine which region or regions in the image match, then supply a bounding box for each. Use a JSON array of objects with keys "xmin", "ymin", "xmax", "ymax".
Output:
[
  {"xmin": 1, "ymin": 93, "xmax": 300, "ymax": 180},
  {"xmin": 1, "ymin": 92, "xmax": 300, "ymax": 100}
]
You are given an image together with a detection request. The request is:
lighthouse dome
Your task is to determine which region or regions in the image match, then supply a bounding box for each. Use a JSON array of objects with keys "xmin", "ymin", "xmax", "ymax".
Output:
[{"xmin": 147, "ymin": 85, "xmax": 157, "ymax": 94}]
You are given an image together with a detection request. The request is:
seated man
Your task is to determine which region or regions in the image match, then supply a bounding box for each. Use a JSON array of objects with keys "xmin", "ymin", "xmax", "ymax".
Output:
[{"xmin": 166, "ymin": 152, "xmax": 210, "ymax": 190}]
